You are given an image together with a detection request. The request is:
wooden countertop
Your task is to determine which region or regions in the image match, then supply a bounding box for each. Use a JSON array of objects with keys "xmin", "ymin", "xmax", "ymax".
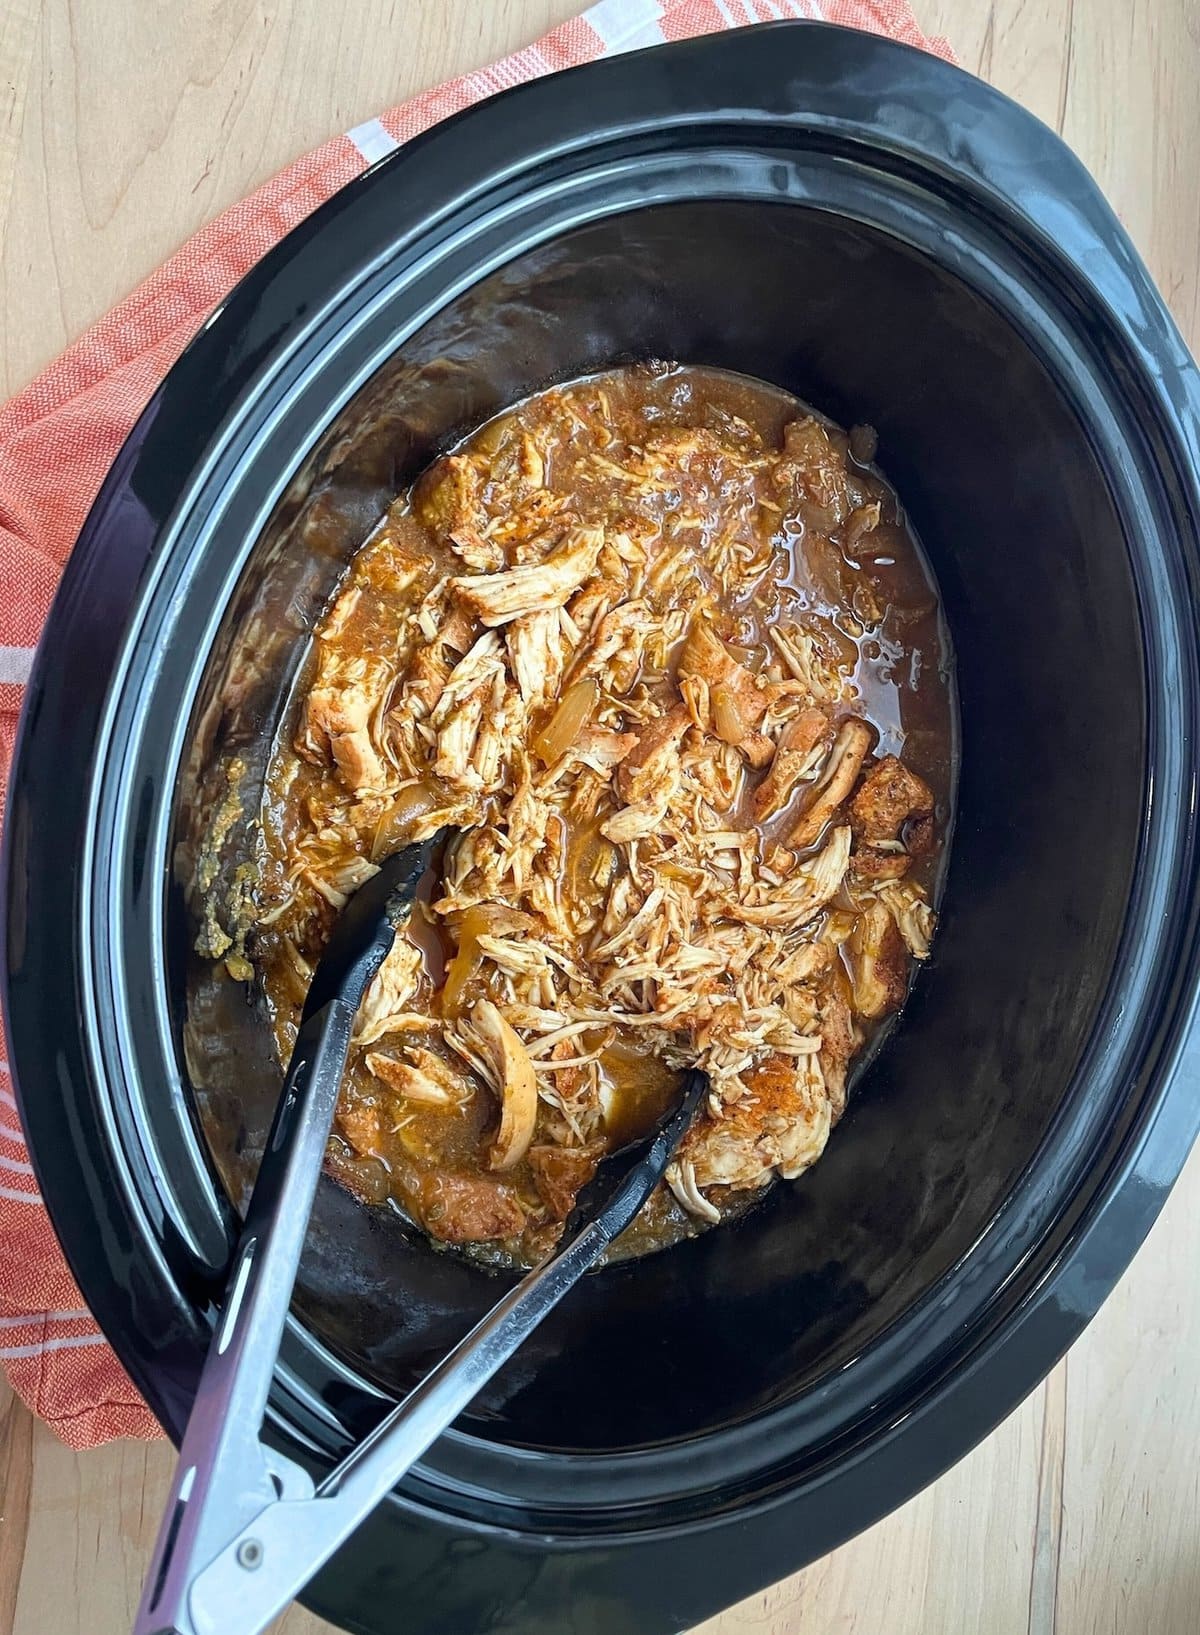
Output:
[{"xmin": 2, "ymin": 4, "xmax": 1199, "ymax": 1633}]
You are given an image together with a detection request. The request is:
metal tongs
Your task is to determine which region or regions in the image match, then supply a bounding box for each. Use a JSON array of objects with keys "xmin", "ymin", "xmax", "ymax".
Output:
[{"xmin": 134, "ymin": 832, "xmax": 707, "ymax": 1635}]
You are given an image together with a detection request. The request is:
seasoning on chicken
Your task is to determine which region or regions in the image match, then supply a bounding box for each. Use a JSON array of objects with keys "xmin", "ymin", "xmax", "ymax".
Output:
[
  {"xmin": 248, "ymin": 364, "xmax": 951, "ymax": 1265},
  {"xmin": 752, "ymin": 708, "xmax": 831, "ymax": 821},
  {"xmin": 451, "ymin": 524, "xmax": 605, "ymax": 626},
  {"xmin": 671, "ymin": 1052, "xmax": 832, "ymax": 1200},
  {"xmin": 788, "ymin": 718, "xmax": 875, "ymax": 850},
  {"xmin": 849, "ymin": 755, "xmax": 936, "ymax": 851},
  {"xmin": 302, "ymin": 654, "xmax": 394, "ymax": 795},
  {"xmin": 602, "ymin": 705, "xmax": 692, "ymax": 844}
]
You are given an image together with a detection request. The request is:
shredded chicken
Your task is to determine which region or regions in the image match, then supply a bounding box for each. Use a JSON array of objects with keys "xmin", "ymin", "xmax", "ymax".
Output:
[
  {"xmin": 528, "ymin": 1142, "xmax": 603, "ymax": 1220},
  {"xmin": 602, "ymin": 705, "xmax": 692, "ymax": 844},
  {"xmin": 336, "ymin": 1097, "xmax": 383, "ymax": 1158},
  {"xmin": 676, "ymin": 1053, "xmax": 833, "ymax": 1198},
  {"xmin": 252, "ymin": 366, "xmax": 948, "ymax": 1262},
  {"xmin": 788, "ymin": 717, "xmax": 875, "ymax": 850},
  {"xmin": 365, "ymin": 1046, "xmax": 469, "ymax": 1107},
  {"xmin": 406, "ymin": 1172, "xmax": 527, "ymax": 1244},
  {"xmin": 355, "ymin": 937, "xmax": 423, "ymax": 1047},
  {"xmin": 302, "ymin": 654, "xmax": 395, "ymax": 795},
  {"xmin": 679, "ymin": 617, "xmax": 773, "ymax": 766},
  {"xmin": 752, "ymin": 708, "xmax": 831, "ymax": 821},
  {"xmin": 461, "ymin": 999, "xmax": 540, "ymax": 1170},
  {"xmin": 451, "ymin": 524, "xmax": 605, "ymax": 626},
  {"xmin": 847, "ymin": 899, "xmax": 908, "ymax": 1018}
]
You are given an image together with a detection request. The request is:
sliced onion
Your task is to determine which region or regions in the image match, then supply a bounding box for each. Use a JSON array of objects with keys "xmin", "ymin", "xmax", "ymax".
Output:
[
  {"xmin": 371, "ymin": 781, "xmax": 441, "ymax": 860},
  {"xmin": 532, "ymin": 678, "xmax": 598, "ymax": 765},
  {"xmin": 712, "ymin": 683, "xmax": 751, "ymax": 745},
  {"xmin": 440, "ymin": 904, "xmax": 534, "ymax": 1017},
  {"xmin": 566, "ymin": 817, "xmax": 616, "ymax": 904}
]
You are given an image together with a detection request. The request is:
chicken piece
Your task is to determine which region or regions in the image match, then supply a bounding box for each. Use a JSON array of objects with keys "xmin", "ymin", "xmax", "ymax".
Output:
[
  {"xmin": 451, "ymin": 525, "xmax": 605, "ymax": 627},
  {"xmin": 847, "ymin": 899, "xmax": 909, "ymax": 1020},
  {"xmin": 399, "ymin": 603, "xmax": 481, "ymax": 725},
  {"xmin": 603, "ymin": 704, "xmax": 692, "ymax": 844},
  {"xmin": 448, "ymin": 530, "xmax": 504, "ymax": 574},
  {"xmin": 506, "ymin": 608, "xmax": 568, "ymax": 707},
  {"xmin": 665, "ymin": 1158, "xmax": 722, "ymax": 1224},
  {"xmin": 878, "ymin": 881, "xmax": 935, "ymax": 959},
  {"xmin": 407, "ymin": 1171, "xmax": 527, "ymax": 1244},
  {"xmin": 566, "ymin": 576, "xmax": 624, "ymax": 637},
  {"xmin": 401, "ymin": 643, "xmax": 453, "ymax": 720},
  {"xmin": 470, "ymin": 673, "xmax": 526, "ymax": 791},
  {"xmin": 614, "ymin": 705, "xmax": 693, "ymax": 804},
  {"xmin": 298, "ymin": 852, "xmax": 379, "ymax": 911},
  {"xmin": 683, "ymin": 736, "xmax": 745, "ymax": 813},
  {"xmin": 849, "ymin": 755, "xmax": 936, "ymax": 851},
  {"xmin": 496, "ymin": 761, "xmax": 554, "ymax": 892},
  {"xmin": 767, "ymin": 623, "xmax": 853, "ymax": 705},
  {"xmin": 843, "ymin": 500, "xmax": 882, "ymax": 550},
  {"xmin": 763, "ymin": 841, "xmax": 796, "ymax": 876},
  {"xmin": 679, "ymin": 619, "xmax": 770, "ymax": 761},
  {"xmin": 848, "ymin": 848, "xmax": 912, "ymax": 884},
  {"xmin": 721, "ymin": 824, "xmax": 851, "ymax": 929},
  {"xmin": 545, "ymin": 1035, "xmax": 589, "ymax": 1102},
  {"xmin": 679, "ymin": 673, "xmax": 709, "ymax": 733},
  {"xmin": 565, "ymin": 727, "xmax": 639, "ymax": 775},
  {"xmin": 429, "ymin": 632, "xmax": 507, "ymax": 787},
  {"xmin": 318, "ymin": 583, "xmax": 362, "ymax": 640},
  {"xmin": 770, "ymin": 939, "xmax": 836, "ymax": 988},
  {"xmin": 414, "ymin": 454, "xmax": 503, "ymax": 572},
  {"xmin": 475, "ymin": 934, "xmax": 554, "ymax": 978},
  {"xmin": 301, "ymin": 652, "xmax": 394, "ymax": 795},
  {"xmin": 576, "ymin": 598, "xmax": 653, "ymax": 694},
  {"xmin": 518, "ymin": 431, "xmax": 545, "ymax": 487},
  {"xmin": 788, "ymin": 718, "xmax": 874, "ymax": 850},
  {"xmin": 414, "ymin": 453, "xmax": 478, "ymax": 532},
  {"xmin": 593, "ymin": 884, "xmax": 666, "ymax": 961},
  {"xmin": 493, "ymin": 489, "xmax": 567, "ymax": 553},
  {"xmin": 676, "ymin": 1052, "xmax": 832, "ymax": 1195},
  {"xmin": 453, "ymin": 999, "xmax": 539, "ymax": 1171},
  {"xmin": 752, "ymin": 708, "xmax": 832, "ymax": 821},
  {"xmin": 439, "ymin": 601, "xmax": 480, "ymax": 657},
  {"xmin": 739, "ymin": 731, "xmax": 776, "ymax": 770},
  {"xmin": 774, "ymin": 416, "xmax": 851, "ymax": 529},
  {"xmin": 644, "ymin": 424, "xmax": 754, "ymax": 470},
  {"xmin": 355, "ymin": 935, "xmax": 423, "ymax": 1046},
  {"xmin": 816, "ymin": 974, "xmax": 859, "ymax": 1117},
  {"xmin": 597, "ymin": 528, "xmax": 647, "ymax": 588},
  {"xmin": 527, "ymin": 1142, "xmax": 603, "ymax": 1220},
  {"xmin": 365, "ymin": 1047, "xmax": 468, "ymax": 1107},
  {"xmin": 335, "ymin": 1096, "xmax": 383, "ymax": 1158}
]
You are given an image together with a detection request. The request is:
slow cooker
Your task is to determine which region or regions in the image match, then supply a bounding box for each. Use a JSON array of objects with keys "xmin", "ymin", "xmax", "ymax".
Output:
[{"xmin": 6, "ymin": 23, "xmax": 1200, "ymax": 1634}]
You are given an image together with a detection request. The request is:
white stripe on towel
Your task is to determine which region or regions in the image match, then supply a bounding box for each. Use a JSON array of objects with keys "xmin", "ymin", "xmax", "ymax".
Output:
[
  {"xmin": 0, "ymin": 645, "xmax": 34, "ymax": 685},
  {"xmin": 345, "ymin": 117, "xmax": 400, "ymax": 164},
  {"xmin": 0, "ymin": 1308, "xmax": 93, "ymax": 1328},
  {"xmin": 1, "ymin": 1332, "xmax": 105, "ymax": 1360}
]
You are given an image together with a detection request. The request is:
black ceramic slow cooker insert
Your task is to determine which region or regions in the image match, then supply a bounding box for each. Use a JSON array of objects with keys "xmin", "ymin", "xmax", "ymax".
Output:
[{"xmin": 6, "ymin": 24, "xmax": 1200, "ymax": 1635}]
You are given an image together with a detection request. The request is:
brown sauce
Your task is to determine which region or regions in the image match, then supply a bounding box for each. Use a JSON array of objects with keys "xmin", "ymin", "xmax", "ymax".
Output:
[{"xmin": 248, "ymin": 364, "xmax": 956, "ymax": 1267}]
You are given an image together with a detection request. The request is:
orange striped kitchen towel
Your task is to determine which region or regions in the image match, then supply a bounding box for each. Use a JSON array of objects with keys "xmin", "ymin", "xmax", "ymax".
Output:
[{"xmin": 0, "ymin": 0, "xmax": 953, "ymax": 1449}]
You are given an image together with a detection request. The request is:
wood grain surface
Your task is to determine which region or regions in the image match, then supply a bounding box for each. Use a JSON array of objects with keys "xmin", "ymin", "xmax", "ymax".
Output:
[{"xmin": 2, "ymin": 3, "xmax": 1199, "ymax": 1633}]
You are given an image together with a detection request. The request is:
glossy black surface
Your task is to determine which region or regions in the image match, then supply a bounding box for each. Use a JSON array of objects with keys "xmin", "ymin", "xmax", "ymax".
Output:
[{"xmin": 5, "ymin": 23, "xmax": 1200, "ymax": 1635}]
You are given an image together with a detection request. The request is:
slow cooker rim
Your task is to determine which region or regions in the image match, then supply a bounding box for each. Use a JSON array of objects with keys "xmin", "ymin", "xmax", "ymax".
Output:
[
  {"xmin": 2, "ymin": 22, "xmax": 1200, "ymax": 1621},
  {"xmin": 80, "ymin": 89, "xmax": 1200, "ymax": 1495}
]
